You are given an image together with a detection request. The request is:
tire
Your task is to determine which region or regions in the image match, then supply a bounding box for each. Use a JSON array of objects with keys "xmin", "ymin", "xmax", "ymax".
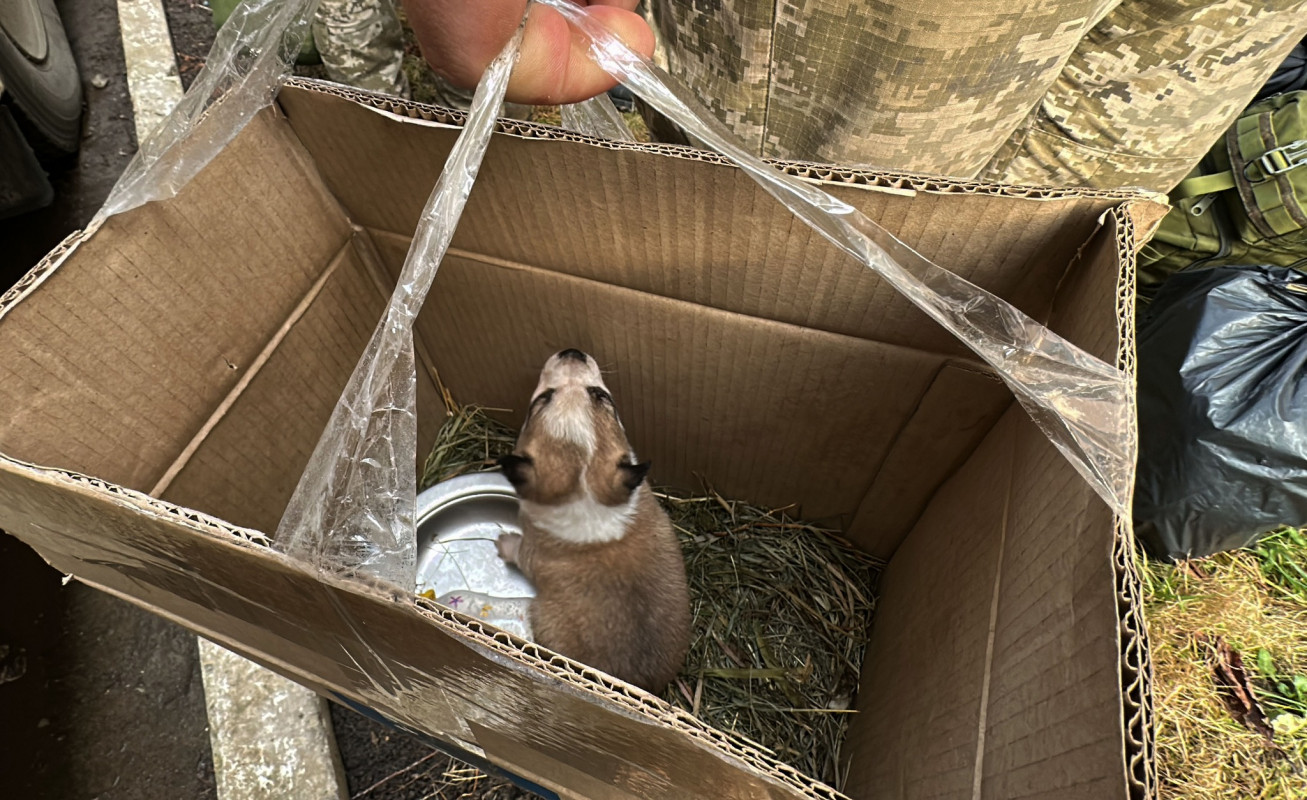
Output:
[
  {"xmin": 0, "ymin": 0, "xmax": 83, "ymax": 161},
  {"xmin": 0, "ymin": 104, "xmax": 54, "ymax": 219}
]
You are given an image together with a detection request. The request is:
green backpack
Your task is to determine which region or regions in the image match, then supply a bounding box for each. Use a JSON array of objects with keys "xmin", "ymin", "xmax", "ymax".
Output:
[{"xmin": 1139, "ymin": 90, "xmax": 1307, "ymax": 302}]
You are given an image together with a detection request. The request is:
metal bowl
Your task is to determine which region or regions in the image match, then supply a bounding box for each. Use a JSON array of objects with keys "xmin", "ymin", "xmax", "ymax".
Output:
[{"xmin": 415, "ymin": 472, "xmax": 535, "ymax": 637}]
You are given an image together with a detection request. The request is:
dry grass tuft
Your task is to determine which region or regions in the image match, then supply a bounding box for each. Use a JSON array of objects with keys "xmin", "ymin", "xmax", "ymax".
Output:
[
  {"xmin": 419, "ymin": 405, "xmax": 879, "ymax": 790},
  {"xmin": 1143, "ymin": 530, "xmax": 1307, "ymax": 799},
  {"xmin": 419, "ymin": 404, "xmax": 517, "ymax": 490},
  {"xmin": 656, "ymin": 488, "xmax": 881, "ymax": 790}
]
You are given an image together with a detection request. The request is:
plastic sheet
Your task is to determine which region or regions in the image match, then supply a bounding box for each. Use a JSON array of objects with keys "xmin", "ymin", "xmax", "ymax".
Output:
[
  {"xmin": 93, "ymin": 0, "xmax": 1136, "ymax": 586},
  {"xmin": 1135, "ymin": 265, "xmax": 1307, "ymax": 558},
  {"xmin": 536, "ymin": 0, "xmax": 1134, "ymax": 517},
  {"xmin": 561, "ymin": 93, "xmax": 636, "ymax": 141},
  {"xmin": 95, "ymin": 0, "xmax": 319, "ymax": 223},
  {"xmin": 274, "ymin": 20, "xmax": 528, "ymax": 584}
]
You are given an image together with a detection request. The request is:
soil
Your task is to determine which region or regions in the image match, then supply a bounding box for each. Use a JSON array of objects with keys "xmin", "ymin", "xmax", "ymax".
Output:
[
  {"xmin": 161, "ymin": 0, "xmax": 219, "ymax": 90},
  {"xmin": 0, "ymin": 536, "xmax": 217, "ymax": 800},
  {"xmin": 330, "ymin": 704, "xmax": 536, "ymax": 800}
]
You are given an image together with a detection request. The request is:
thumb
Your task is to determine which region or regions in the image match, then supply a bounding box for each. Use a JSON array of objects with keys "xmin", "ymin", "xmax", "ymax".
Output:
[{"xmin": 506, "ymin": 4, "xmax": 654, "ymax": 105}]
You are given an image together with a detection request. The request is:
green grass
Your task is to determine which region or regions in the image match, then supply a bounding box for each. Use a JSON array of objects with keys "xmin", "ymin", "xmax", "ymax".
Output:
[
  {"xmin": 1144, "ymin": 528, "xmax": 1307, "ymax": 799},
  {"xmin": 1252, "ymin": 529, "xmax": 1307, "ymax": 604}
]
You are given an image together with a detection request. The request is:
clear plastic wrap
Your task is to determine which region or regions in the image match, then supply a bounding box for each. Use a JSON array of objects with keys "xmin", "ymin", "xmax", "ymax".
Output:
[
  {"xmin": 274, "ymin": 21, "xmax": 528, "ymax": 584},
  {"xmin": 95, "ymin": 0, "xmax": 319, "ymax": 223},
  {"xmin": 536, "ymin": 0, "xmax": 1134, "ymax": 517},
  {"xmin": 89, "ymin": 0, "xmax": 1135, "ymax": 588},
  {"xmin": 561, "ymin": 93, "xmax": 636, "ymax": 141}
]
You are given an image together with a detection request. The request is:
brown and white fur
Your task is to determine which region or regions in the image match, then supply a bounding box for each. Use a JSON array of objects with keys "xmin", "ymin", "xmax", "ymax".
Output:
[{"xmin": 495, "ymin": 349, "xmax": 691, "ymax": 694}]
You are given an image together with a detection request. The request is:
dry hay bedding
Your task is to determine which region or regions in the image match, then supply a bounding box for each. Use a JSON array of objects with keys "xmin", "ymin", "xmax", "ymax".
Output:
[{"xmin": 419, "ymin": 404, "xmax": 882, "ymax": 789}]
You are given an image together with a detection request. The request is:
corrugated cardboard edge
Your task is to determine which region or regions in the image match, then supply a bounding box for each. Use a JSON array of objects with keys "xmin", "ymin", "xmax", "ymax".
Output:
[
  {"xmin": 0, "ymin": 228, "xmax": 89, "ymax": 322},
  {"xmin": 1112, "ymin": 202, "xmax": 1153, "ymax": 800},
  {"xmin": 3, "ymin": 456, "xmax": 842, "ymax": 800},
  {"xmin": 283, "ymin": 78, "xmax": 1162, "ymax": 205},
  {"xmin": 0, "ymin": 81, "xmax": 1164, "ymax": 331}
]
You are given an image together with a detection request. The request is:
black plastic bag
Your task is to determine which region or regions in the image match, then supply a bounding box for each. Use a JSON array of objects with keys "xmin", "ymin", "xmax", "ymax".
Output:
[
  {"xmin": 1254, "ymin": 39, "xmax": 1307, "ymax": 105},
  {"xmin": 1135, "ymin": 265, "xmax": 1307, "ymax": 559}
]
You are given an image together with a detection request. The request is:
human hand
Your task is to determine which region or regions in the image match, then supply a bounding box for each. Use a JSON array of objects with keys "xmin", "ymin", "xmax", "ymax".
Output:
[{"xmin": 401, "ymin": 0, "xmax": 654, "ymax": 105}]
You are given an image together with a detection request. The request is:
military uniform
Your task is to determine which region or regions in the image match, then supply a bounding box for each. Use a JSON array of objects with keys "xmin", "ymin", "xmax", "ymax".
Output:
[
  {"xmin": 313, "ymin": 0, "xmax": 410, "ymax": 98},
  {"xmin": 642, "ymin": 0, "xmax": 1307, "ymax": 192}
]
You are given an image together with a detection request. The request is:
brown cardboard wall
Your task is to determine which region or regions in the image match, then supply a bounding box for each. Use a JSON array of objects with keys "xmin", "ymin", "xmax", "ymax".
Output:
[
  {"xmin": 843, "ymin": 217, "xmax": 1134, "ymax": 799},
  {"xmin": 978, "ymin": 410, "xmax": 1122, "ymax": 799},
  {"xmin": 425, "ymin": 248, "xmax": 947, "ymax": 526},
  {"xmin": 846, "ymin": 406, "xmax": 1126, "ymax": 800},
  {"xmin": 843, "ymin": 213, "xmax": 1135, "ymax": 557},
  {"xmin": 0, "ymin": 459, "xmax": 820, "ymax": 800},
  {"xmin": 847, "ymin": 363, "xmax": 1012, "ymax": 558},
  {"xmin": 842, "ymin": 409, "xmax": 1015, "ymax": 798},
  {"xmin": 0, "ymin": 110, "xmax": 351, "ymax": 493},
  {"xmin": 1048, "ymin": 209, "xmax": 1134, "ymax": 366},
  {"xmin": 371, "ymin": 236, "xmax": 1023, "ymax": 539},
  {"xmin": 366, "ymin": 232, "xmax": 1018, "ymax": 543},
  {"xmin": 277, "ymin": 85, "xmax": 1128, "ymax": 357},
  {"xmin": 159, "ymin": 231, "xmax": 443, "ymax": 533}
]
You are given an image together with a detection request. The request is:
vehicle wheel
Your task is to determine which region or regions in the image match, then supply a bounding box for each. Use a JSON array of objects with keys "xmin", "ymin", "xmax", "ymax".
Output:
[{"xmin": 0, "ymin": 0, "xmax": 84, "ymax": 162}]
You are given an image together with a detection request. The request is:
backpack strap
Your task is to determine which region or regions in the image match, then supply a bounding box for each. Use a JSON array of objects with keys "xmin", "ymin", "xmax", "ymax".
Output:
[
  {"xmin": 1171, "ymin": 140, "xmax": 1307, "ymax": 200},
  {"xmin": 1229, "ymin": 115, "xmax": 1307, "ymax": 238},
  {"xmin": 1173, "ymin": 170, "xmax": 1237, "ymax": 198}
]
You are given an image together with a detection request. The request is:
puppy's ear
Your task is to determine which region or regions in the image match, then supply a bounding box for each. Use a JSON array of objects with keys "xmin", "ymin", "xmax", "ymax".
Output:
[
  {"xmin": 618, "ymin": 460, "xmax": 651, "ymax": 493},
  {"xmin": 498, "ymin": 454, "xmax": 534, "ymax": 492},
  {"xmin": 595, "ymin": 459, "xmax": 650, "ymax": 506}
]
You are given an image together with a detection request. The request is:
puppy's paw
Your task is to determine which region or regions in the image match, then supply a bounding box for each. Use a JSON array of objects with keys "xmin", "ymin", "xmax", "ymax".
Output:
[{"xmin": 496, "ymin": 532, "xmax": 523, "ymax": 564}]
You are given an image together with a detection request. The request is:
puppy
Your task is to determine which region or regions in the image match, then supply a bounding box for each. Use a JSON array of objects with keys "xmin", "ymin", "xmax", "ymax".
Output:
[{"xmin": 496, "ymin": 349, "xmax": 691, "ymax": 694}]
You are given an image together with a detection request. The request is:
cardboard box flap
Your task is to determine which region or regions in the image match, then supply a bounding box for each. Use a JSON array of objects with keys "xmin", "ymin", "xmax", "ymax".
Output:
[
  {"xmin": 0, "ymin": 109, "xmax": 351, "ymax": 493},
  {"xmin": 0, "ymin": 459, "xmax": 831, "ymax": 800},
  {"xmin": 276, "ymin": 82, "xmax": 1150, "ymax": 358}
]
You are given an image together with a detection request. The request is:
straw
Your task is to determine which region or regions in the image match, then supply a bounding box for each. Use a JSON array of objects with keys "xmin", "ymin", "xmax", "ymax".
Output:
[
  {"xmin": 656, "ymin": 487, "xmax": 882, "ymax": 788},
  {"xmin": 419, "ymin": 404, "xmax": 882, "ymax": 789},
  {"xmin": 419, "ymin": 404, "xmax": 517, "ymax": 490}
]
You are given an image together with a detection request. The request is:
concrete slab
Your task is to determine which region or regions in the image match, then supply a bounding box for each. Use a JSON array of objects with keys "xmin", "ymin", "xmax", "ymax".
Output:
[
  {"xmin": 198, "ymin": 641, "xmax": 348, "ymax": 800},
  {"xmin": 116, "ymin": 0, "xmax": 184, "ymax": 144}
]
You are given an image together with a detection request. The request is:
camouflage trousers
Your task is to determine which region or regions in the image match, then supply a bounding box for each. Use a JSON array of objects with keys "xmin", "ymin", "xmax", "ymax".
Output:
[
  {"xmin": 643, "ymin": 0, "xmax": 1307, "ymax": 192},
  {"xmin": 313, "ymin": 0, "xmax": 410, "ymax": 98}
]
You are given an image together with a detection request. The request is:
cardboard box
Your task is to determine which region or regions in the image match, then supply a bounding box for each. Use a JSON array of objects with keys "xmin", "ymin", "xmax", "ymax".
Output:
[{"xmin": 0, "ymin": 80, "xmax": 1167, "ymax": 799}]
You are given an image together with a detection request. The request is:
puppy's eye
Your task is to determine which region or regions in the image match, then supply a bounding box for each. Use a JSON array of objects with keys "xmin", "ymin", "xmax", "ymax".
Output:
[
  {"xmin": 586, "ymin": 386, "xmax": 612, "ymax": 405},
  {"xmin": 530, "ymin": 388, "xmax": 555, "ymax": 413}
]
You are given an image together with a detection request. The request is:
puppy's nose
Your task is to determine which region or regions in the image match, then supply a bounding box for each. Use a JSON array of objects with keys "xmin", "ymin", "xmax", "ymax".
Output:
[{"xmin": 557, "ymin": 349, "xmax": 589, "ymax": 362}]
